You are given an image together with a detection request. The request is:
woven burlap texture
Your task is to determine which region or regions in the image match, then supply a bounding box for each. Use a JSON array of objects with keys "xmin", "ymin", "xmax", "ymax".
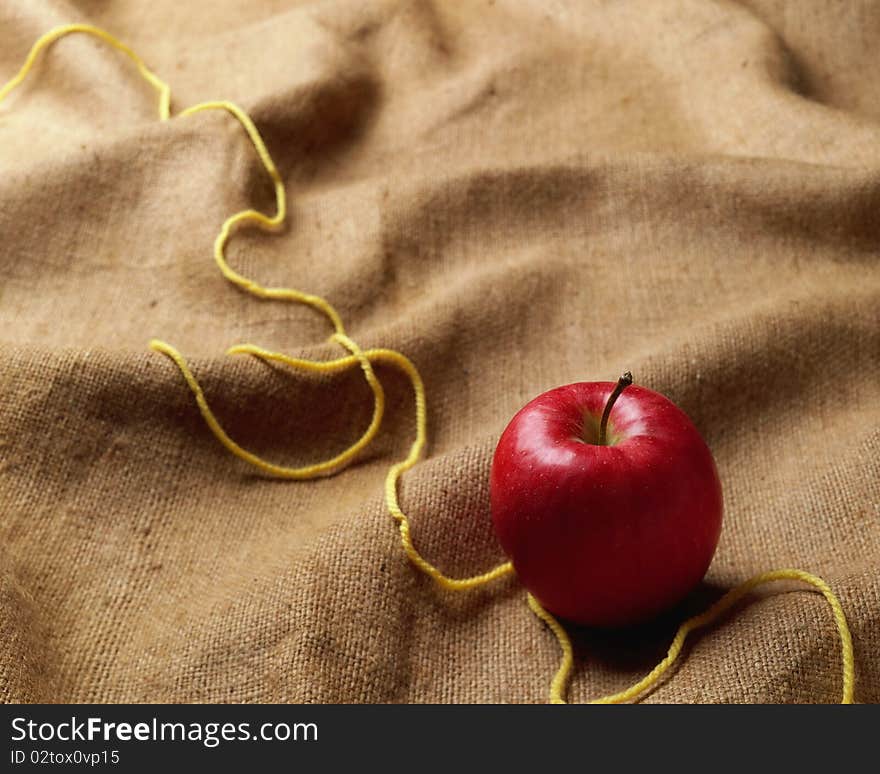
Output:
[{"xmin": 0, "ymin": 0, "xmax": 878, "ymax": 703}]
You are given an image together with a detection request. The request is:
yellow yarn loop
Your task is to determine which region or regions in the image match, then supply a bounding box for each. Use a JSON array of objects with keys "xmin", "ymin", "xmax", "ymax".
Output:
[
  {"xmin": 530, "ymin": 568, "xmax": 855, "ymax": 705},
  {"xmin": 1, "ymin": 24, "xmax": 855, "ymax": 704},
  {"xmin": 147, "ymin": 334, "xmax": 386, "ymax": 480}
]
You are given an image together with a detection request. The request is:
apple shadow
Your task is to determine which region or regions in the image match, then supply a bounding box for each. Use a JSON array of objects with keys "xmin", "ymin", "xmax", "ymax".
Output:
[{"xmin": 564, "ymin": 580, "xmax": 733, "ymax": 683}]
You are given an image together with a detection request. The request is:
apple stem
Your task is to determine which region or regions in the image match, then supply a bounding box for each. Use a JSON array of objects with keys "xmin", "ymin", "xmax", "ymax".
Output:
[{"xmin": 598, "ymin": 371, "xmax": 633, "ymax": 445}]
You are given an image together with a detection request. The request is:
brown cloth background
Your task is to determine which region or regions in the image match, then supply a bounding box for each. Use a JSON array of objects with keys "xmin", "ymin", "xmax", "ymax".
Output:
[{"xmin": 0, "ymin": 0, "xmax": 878, "ymax": 704}]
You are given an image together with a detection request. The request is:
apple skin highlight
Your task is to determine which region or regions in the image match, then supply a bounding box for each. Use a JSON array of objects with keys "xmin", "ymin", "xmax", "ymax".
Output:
[{"xmin": 490, "ymin": 380, "xmax": 723, "ymax": 628}]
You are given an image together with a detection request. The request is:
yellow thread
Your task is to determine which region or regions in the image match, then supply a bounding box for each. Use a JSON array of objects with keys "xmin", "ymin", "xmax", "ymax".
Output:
[
  {"xmin": 531, "ymin": 568, "xmax": 855, "ymax": 705},
  {"xmin": 0, "ymin": 23, "xmax": 506, "ymax": 587},
  {"xmin": 0, "ymin": 24, "xmax": 171, "ymax": 119},
  {"xmin": 527, "ymin": 594, "xmax": 573, "ymax": 704},
  {"xmin": 3, "ymin": 25, "xmax": 856, "ymax": 704}
]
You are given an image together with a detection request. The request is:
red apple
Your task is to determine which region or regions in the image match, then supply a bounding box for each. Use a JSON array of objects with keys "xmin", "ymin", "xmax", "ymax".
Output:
[{"xmin": 490, "ymin": 374, "xmax": 723, "ymax": 627}]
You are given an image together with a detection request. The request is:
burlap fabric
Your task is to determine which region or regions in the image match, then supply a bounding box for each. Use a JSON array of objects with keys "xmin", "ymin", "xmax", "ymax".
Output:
[{"xmin": 1, "ymin": 0, "xmax": 877, "ymax": 704}]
